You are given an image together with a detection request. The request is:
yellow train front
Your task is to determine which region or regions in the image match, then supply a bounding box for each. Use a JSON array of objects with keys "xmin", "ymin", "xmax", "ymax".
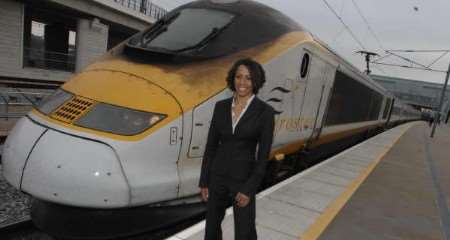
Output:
[{"xmin": 1, "ymin": 0, "xmax": 308, "ymax": 238}]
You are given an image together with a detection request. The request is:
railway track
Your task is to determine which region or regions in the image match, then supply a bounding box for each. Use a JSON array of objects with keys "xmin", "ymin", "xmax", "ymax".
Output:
[
  {"xmin": 0, "ymin": 212, "xmax": 204, "ymax": 240},
  {"xmin": 0, "ymin": 219, "xmax": 38, "ymax": 240},
  {"xmin": 0, "ymin": 79, "xmax": 61, "ymax": 139},
  {"xmin": 0, "ymin": 163, "xmax": 35, "ymax": 240}
]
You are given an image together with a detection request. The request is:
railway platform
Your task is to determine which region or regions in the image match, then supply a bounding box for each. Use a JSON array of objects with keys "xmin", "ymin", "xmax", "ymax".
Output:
[{"xmin": 168, "ymin": 121, "xmax": 450, "ymax": 240}]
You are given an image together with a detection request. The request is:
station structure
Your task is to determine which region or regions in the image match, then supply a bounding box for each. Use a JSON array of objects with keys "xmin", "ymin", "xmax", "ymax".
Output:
[
  {"xmin": 372, "ymin": 74, "xmax": 450, "ymax": 121},
  {"xmin": 0, "ymin": 0, "xmax": 165, "ymax": 135}
]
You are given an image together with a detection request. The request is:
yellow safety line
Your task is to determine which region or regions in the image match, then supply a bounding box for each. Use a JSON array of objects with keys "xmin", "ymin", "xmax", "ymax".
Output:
[{"xmin": 300, "ymin": 123, "xmax": 414, "ymax": 240}]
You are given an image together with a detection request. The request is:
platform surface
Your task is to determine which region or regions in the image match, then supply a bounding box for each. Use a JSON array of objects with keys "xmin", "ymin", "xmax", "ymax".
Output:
[
  {"xmin": 168, "ymin": 121, "xmax": 450, "ymax": 240},
  {"xmin": 315, "ymin": 122, "xmax": 450, "ymax": 240}
]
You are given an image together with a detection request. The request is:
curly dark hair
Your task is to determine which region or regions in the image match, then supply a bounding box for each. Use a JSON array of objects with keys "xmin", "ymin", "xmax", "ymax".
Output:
[{"xmin": 226, "ymin": 58, "xmax": 266, "ymax": 94}]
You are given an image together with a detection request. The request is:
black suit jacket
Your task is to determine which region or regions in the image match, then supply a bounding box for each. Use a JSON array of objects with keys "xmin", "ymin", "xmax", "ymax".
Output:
[{"xmin": 199, "ymin": 96, "xmax": 275, "ymax": 196}]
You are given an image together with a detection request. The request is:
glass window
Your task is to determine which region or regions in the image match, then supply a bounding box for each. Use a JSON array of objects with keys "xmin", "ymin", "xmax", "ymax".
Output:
[
  {"xmin": 300, "ymin": 53, "xmax": 310, "ymax": 78},
  {"xmin": 382, "ymin": 99, "xmax": 392, "ymax": 119},
  {"xmin": 325, "ymin": 71, "xmax": 383, "ymax": 126},
  {"xmin": 129, "ymin": 8, "xmax": 234, "ymax": 52},
  {"xmin": 123, "ymin": 1, "xmax": 302, "ymax": 61},
  {"xmin": 75, "ymin": 103, "xmax": 166, "ymax": 135},
  {"xmin": 23, "ymin": 7, "xmax": 77, "ymax": 72},
  {"xmin": 36, "ymin": 89, "xmax": 73, "ymax": 115}
]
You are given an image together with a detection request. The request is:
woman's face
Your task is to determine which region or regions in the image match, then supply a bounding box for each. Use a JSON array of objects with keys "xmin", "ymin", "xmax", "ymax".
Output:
[{"xmin": 234, "ymin": 65, "xmax": 254, "ymax": 98}]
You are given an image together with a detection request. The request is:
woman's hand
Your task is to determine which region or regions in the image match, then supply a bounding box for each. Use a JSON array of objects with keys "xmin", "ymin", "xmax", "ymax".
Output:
[
  {"xmin": 200, "ymin": 188, "xmax": 209, "ymax": 202},
  {"xmin": 235, "ymin": 192, "xmax": 250, "ymax": 207}
]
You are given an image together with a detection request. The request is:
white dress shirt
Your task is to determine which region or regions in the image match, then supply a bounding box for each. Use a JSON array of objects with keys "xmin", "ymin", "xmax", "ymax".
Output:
[{"xmin": 231, "ymin": 94, "xmax": 255, "ymax": 134}]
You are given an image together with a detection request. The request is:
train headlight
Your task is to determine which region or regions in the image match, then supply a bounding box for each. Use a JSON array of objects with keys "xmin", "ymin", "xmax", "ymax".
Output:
[
  {"xmin": 36, "ymin": 89, "xmax": 73, "ymax": 115},
  {"xmin": 74, "ymin": 103, "xmax": 166, "ymax": 135}
]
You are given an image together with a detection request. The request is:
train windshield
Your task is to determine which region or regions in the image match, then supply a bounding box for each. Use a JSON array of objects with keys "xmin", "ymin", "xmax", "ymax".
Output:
[{"xmin": 128, "ymin": 8, "xmax": 235, "ymax": 52}]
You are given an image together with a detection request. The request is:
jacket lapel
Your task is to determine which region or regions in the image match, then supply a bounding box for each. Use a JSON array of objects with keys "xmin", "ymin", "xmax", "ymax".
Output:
[
  {"xmin": 234, "ymin": 97, "xmax": 261, "ymax": 135},
  {"xmin": 225, "ymin": 98, "xmax": 233, "ymax": 135}
]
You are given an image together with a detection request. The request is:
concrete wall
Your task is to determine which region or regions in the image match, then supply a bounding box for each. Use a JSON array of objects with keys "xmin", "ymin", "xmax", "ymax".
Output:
[
  {"xmin": 0, "ymin": 0, "xmax": 155, "ymax": 83},
  {"xmin": 76, "ymin": 18, "xmax": 109, "ymax": 72},
  {"xmin": 47, "ymin": 0, "xmax": 154, "ymax": 31},
  {"xmin": 0, "ymin": 0, "xmax": 112, "ymax": 83},
  {"xmin": 0, "ymin": 0, "xmax": 71, "ymax": 82},
  {"xmin": 0, "ymin": 0, "xmax": 22, "ymax": 80}
]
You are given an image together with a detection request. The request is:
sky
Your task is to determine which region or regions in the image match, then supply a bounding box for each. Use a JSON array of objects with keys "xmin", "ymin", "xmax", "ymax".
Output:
[{"xmin": 151, "ymin": 0, "xmax": 450, "ymax": 84}]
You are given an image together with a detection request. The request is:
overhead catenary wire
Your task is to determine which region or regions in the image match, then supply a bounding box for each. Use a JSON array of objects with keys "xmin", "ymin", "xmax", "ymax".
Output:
[
  {"xmin": 371, "ymin": 62, "xmax": 447, "ymax": 73},
  {"xmin": 373, "ymin": 65, "xmax": 387, "ymax": 74},
  {"xmin": 321, "ymin": 0, "xmax": 393, "ymax": 75},
  {"xmin": 321, "ymin": 0, "xmax": 367, "ymax": 51},
  {"xmin": 339, "ymin": 0, "xmax": 346, "ymax": 16},
  {"xmin": 350, "ymin": 0, "xmax": 385, "ymax": 52},
  {"xmin": 321, "ymin": 0, "xmax": 345, "ymax": 45},
  {"xmin": 374, "ymin": 49, "xmax": 450, "ymax": 75},
  {"xmin": 349, "ymin": 0, "xmax": 392, "ymax": 75},
  {"xmin": 387, "ymin": 50, "xmax": 450, "ymax": 53},
  {"xmin": 372, "ymin": 53, "xmax": 393, "ymax": 63},
  {"xmin": 386, "ymin": 51, "xmax": 433, "ymax": 70},
  {"xmin": 331, "ymin": 26, "xmax": 346, "ymax": 44},
  {"xmin": 387, "ymin": 49, "xmax": 450, "ymax": 68},
  {"xmin": 427, "ymin": 52, "xmax": 449, "ymax": 68}
]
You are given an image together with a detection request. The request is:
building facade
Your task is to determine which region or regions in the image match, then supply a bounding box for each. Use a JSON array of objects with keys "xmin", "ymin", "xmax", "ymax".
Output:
[
  {"xmin": 0, "ymin": 0, "xmax": 166, "ymax": 135},
  {"xmin": 371, "ymin": 74, "xmax": 450, "ymax": 121},
  {"xmin": 0, "ymin": 0, "xmax": 165, "ymax": 84}
]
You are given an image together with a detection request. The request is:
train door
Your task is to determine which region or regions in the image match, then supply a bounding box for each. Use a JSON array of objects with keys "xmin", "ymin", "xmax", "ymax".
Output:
[
  {"xmin": 178, "ymin": 91, "xmax": 231, "ymax": 196},
  {"xmin": 300, "ymin": 51, "xmax": 335, "ymax": 142},
  {"xmin": 261, "ymin": 48, "xmax": 305, "ymax": 145}
]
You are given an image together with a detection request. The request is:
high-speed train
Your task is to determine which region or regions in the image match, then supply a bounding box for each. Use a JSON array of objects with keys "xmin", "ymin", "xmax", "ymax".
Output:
[{"xmin": 2, "ymin": 0, "xmax": 421, "ymax": 238}]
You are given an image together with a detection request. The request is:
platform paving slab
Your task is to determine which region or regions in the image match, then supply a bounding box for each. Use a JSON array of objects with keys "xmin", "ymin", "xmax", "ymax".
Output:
[
  {"xmin": 168, "ymin": 122, "xmax": 415, "ymax": 240},
  {"xmin": 316, "ymin": 122, "xmax": 449, "ymax": 240}
]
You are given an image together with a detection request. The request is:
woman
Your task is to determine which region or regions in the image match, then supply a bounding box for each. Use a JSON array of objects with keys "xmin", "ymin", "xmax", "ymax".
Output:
[{"xmin": 199, "ymin": 58, "xmax": 275, "ymax": 240}]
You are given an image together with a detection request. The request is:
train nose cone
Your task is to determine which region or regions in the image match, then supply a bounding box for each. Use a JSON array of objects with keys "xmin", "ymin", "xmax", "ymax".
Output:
[
  {"xmin": 2, "ymin": 117, "xmax": 130, "ymax": 208},
  {"xmin": 2, "ymin": 117, "xmax": 47, "ymax": 188}
]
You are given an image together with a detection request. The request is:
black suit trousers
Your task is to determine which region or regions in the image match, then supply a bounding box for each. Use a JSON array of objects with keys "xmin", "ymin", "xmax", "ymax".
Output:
[{"xmin": 204, "ymin": 177, "xmax": 257, "ymax": 240}]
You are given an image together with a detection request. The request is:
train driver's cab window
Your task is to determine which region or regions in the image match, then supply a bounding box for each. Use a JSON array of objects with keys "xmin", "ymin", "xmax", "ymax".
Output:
[{"xmin": 128, "ymin": 8, "xmax": 235, "ymax": 52}]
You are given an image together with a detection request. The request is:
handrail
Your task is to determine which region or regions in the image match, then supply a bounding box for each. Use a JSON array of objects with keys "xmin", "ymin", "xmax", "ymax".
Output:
[
  {"xmin": 23, "ymin": 47, "xmax": 76, "ymax": 72},
  {"xmin": 112, "ymin": 0, "xmax": 168, "ymax": 20},
  {"xmin": 0, "ymin": 88, "xmax": 55, "ymax": 120},
  {"xmin": 23, "ymin": 48, "xmax": 76, "ymax": 57}
]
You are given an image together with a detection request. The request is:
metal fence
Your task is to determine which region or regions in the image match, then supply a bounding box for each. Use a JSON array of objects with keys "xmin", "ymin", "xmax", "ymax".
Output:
[
  {"xmin": 0, "ymin": 88, "xmax": 54, "ymax": 119},
  {"xmin": 113, "ymin": 0, "xmax": 168, "ymax": 20}
]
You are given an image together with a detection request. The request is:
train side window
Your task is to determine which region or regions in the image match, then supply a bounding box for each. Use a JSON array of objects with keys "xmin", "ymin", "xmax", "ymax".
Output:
[
  {"xmin": 382, "ymin": 98, "xmax": 391, "ymax": 119},
  {"xmin": 300, "ymin": 53, "xmax": 310, "ymax": 78},
  {"xmin": 324, "ymin": 71, "xmax": 383, "ymax": 126}
]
